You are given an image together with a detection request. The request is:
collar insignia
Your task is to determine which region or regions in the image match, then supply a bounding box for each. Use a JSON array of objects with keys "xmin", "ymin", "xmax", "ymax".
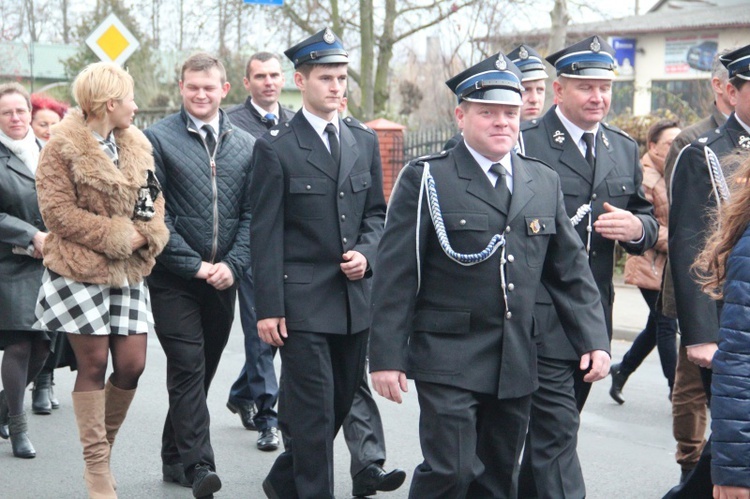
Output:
[
  {"xmin": 270, "ymin": 130, "xmax": 279, "ymax": 136},
  {"xmin": 602, "ymin": 133, "xmax": 610, "ymax": 148},
  {"xmin": 698, "ymin": 137, "xmax": 708, "ymax": 143},
  {"xmin": 323, "ymin": 28, "xmax": 335, "ymax": 44},
  {"xmin": 591, "ymin": 37, "xmax": 601, "ymax": 53},
  {"xmin": 553, "ymin": 130, "xmax": 565, "ymax": 144},
  {"xmin": 519, "ymin": 46, "xmax": 529, "ymax": 60},
  {"xmin": 740, "ymin": 135, "xmax": 750, "ymax": 149},
  {"xmin": 495, "ymin": 56, "xmax": 507, "ymax": 71},
  {"xmin": 530, "ymin": 219, "xmax": 541, "ymax": 234}
]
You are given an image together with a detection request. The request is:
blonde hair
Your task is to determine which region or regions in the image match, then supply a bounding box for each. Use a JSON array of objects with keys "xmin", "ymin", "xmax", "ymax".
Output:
[
  {"xmin": 693, "ymin": 150, "xmax": 750, "ymax": 299},
  {"xmin": 71, "ymin": 62, "xmax": 134, "ymax": 120}
]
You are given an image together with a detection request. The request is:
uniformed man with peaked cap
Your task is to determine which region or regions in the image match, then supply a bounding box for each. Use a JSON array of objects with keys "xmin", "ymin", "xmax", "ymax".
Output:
[
  {"xmin": 518, "ymin": 35, "xmax": 658, "ymax": 498},
  {"xmin": 664, "ymin": 42, "xmax": 750, "ymax": 498},
  {"xmin": 369, "ymin": 51, "xmax": 609, "ymax": 499},
  {"xmin": 249, "ymin": 28, "xmax": 392, "ymax": 499}
]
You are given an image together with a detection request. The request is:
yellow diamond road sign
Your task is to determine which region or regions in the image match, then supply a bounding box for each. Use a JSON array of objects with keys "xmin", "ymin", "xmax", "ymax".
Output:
[{"xmin": 85, "ymin": 13, "xmax": 139, "ymax": 66}]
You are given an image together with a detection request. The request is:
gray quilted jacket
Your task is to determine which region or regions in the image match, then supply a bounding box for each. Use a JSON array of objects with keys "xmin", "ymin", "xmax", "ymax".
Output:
[{"xmin": 144, "ymin": 107, "xmax": 254, "ymax": 280}]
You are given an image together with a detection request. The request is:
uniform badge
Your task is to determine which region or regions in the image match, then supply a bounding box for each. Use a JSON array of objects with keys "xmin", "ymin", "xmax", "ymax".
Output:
[
  {"xmin": 519, "ymin": 46, "xmax": 529, "ymax": 60},
  {"xmin": 495, "ymin": 56, "xmax": 507, "ymax": 71},
  {"xmin": 698, "ymin": 137, "xmax": 708, "ymax": 144},
  {"xmin": 590, "ymin": 37, "xmax": 601, "ymax": 53},
  {"xmin": 270, "ymin": 130, "xmax": 279, "ymax": 136},
  {"xmin": 740, "ymin": 135, "xmax": 750, "ymax": 149},
  {"xmin": 530, "ymin": 219, "xmax": 541, "ymax": 234},
  {"xmin": 553, "ymin": 130, "xmax": 565, "ymax": 144},
  {"xmin": 323, "ymin": 28, "xmax": 335, "ymax": 44},
  {"xmin": 602, "ymin": 133, "xmax": 610, "ymax": 148}
]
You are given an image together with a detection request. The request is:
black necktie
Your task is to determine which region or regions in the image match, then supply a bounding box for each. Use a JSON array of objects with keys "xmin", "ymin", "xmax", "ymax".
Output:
[
  {"xmin": 489, "ymin": 163, "xmax": 511, "ymax": 211},
  {"xmin": 582, "ymin": 132, "xmax": 596, "ymax": 169},
  {"xmin": 325, "ymin": 123, "xmax": 340, "ymax": 166},
  {"xmin": 202, "ymin": 124, "xmax": 217, "ymax": 156}
]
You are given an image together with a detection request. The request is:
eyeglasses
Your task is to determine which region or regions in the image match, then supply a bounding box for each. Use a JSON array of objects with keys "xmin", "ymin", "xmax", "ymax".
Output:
[{"xmin": 0, "ymin": 109, "xmax": 29, "ymax": 119}]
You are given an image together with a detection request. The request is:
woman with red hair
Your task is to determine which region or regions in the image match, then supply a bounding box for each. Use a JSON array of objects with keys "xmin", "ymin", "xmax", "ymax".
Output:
[{"xmin": 30, "ymin": 94, "xmax": 67, "ymax": 146}]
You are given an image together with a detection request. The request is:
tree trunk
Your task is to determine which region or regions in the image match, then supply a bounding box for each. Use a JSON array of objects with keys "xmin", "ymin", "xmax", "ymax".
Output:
[
  {"xmin": 61, "ymin": 0, "xmax": 69, "ymax": 43},
  {"xmin": 359, "ymin": 0, "xmax": 374, "ymax": 119},
  {"xmin": 373, "ymin": 0, "xmax": 396, "ymax": 116}
]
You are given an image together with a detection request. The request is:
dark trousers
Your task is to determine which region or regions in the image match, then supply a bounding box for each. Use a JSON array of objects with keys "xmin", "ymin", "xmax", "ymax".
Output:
[
  {"xmin": 343, "ymin": 368, "xmax": 387, "ymax": 476},
  {"xmin": 408, "ymin": 381, "xmax": 531, "ymax": 499},
  {"xmin": 663, "ymin": 368, "xmax": 713, "ymax": 498},
  {"xmin": 228, "ymin": 271, "xmax": 278, "ymax": 430},
  {"xmin": 519, "ymin": 356, "xmax": 586, "ymax": 499},
  {"xmin": 148, "ymin": 270, "xmax": 236, "ymax": 476},
  {"xmin": 265, "ymin": 330, "xmax": 368, "ymax": 499},
  {"xmin": 620, "ymin": 288, "xmax": 678, "ymax": 390}
]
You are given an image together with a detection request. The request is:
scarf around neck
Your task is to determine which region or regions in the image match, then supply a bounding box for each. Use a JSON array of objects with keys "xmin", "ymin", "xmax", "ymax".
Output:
[{"xmin": 0, "ymin": 127, "xmax": 40, "ymax": 176}]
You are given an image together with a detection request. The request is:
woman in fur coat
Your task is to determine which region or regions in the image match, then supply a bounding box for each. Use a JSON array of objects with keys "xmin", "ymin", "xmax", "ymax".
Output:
[{"xmin": 33, "ymin": 62, "xmax": 169, "ymax": 499}]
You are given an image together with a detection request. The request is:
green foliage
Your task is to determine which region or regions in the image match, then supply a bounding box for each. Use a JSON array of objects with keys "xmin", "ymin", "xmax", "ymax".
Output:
[{"xmin": 63, "ymin": 0, "xmax": 162, "ymax": 107}]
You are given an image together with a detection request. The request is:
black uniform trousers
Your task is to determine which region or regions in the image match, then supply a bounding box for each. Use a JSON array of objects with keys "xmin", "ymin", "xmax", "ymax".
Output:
[
  {"xmin": 148, "ymin": 269, "xmax": 236, "ymax": 478},
  {"xmin": 343, "ymin": 367, "xmax": 387, "ymax": 476},
  {"xmin": 409, "ymin": 381, "xmax": 531, "ymax": 499},
  {"xmin": 265, "ymin": 329, "xmax": 368, "ymax": 498}
]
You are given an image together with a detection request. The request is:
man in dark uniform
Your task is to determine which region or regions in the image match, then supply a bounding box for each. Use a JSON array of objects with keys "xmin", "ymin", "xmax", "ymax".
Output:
[
  {"xmin": 663, "ymin": 43, "xmax": 750, "ymax": 498},
  {"xmin": 518, "ymin": 35, "xmax": 658, "ymax": 498},
  {"xmin": 661, "ymin": 50, "xmax": 732, "ymax": 484},
  {"xmin": 224, "ymin": 52, "xmax": 294, "ymax": 451},
  {"xmin": 249, "ymin": 28, "xmax": 402, "ymax": 499},
  {"xmin": 443, "ymin": 43, "xmax": 549, "ymax": 150},
  {"xmin": 369, "ymin": 52, "xmax": 610, "ymax": 499}
]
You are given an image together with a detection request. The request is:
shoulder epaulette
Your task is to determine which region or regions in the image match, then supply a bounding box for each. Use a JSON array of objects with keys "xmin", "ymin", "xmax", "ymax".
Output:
[
  {"xmin": 342, "ymin": 116, "xmax": 374, "ymax": 134},
  {"xmin": 411, "ymin": 150, "xmax": 450, "ymax": 166},
  {"xmin": 695, "ymin": 127, "xmax": 723, "ymax": 147},
  {"xmin": 600, "ymin": 121, "xmax": 636, "ymax": 143},
  {"xmin": 515, "ymin": 151, "xmax": 554, "ymax": 171}
]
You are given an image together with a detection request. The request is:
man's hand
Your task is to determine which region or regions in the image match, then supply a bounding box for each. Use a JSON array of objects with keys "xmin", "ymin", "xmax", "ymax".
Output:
[
  {"xmin": 687, "ymin": 342, "xmax": 718, "ymax": 369},
  {"xmin": 371, "ymin": 370, "xmax": 408, "ymax": 403},
  {"xmin": 258, "ymin": 317, "xmax": 287, "ymax": 347},
  {"xmin": 714, "ymin": 485, "xmax": 750, "ymax": 499},
  {"xmin": 340, "ymin": 251, "xmax": 367, "ymax": 281},
  {"xmin": 206, "ymin": 262, "xmax": 235, "ymax": 290},
  {"xmin": 31, "ymin": 231, "xmax": 47, "ymax": 259},
  {"xmin": 195, "ymin": 262, "xmax": 213, "ymax": 280},
  {"xmin": 580, "ymin": 350, "xmax": 611, "ymax": 382},
  {"xmin": 593, "ymin": 202, "xmax": 644, "ymax": 242}
]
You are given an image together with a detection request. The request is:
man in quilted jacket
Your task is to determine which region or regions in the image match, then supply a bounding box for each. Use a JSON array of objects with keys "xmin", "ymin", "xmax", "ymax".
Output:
[{"xmin": 144, "ymin": 52, "xmax": 254, "ymax": 499}]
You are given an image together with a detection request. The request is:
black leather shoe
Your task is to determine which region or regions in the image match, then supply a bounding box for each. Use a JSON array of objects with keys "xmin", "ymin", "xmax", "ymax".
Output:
[
  {"xmin": 257, "ymin": 427, "xmax": 280, "ymax": 451},
  {"xmin": 191, "ymin": 464, "xmax": 222, "ymax": 498},
  {"xmin": 162, "ymin": 462, "xmax": 191, "ymax": 487},
  {"xmin": 609, "ymin": 363, "xmax": 627, "ymax": 405},
  {"xmin": 226, "ymin": 400, "xmax": 257, "ymax": 430},
  {"xmin": 352, "ymin": 463, "xmax": 407, "ymax": 497}
]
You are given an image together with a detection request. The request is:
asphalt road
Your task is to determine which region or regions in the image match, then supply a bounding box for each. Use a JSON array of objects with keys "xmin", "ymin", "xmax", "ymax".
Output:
[{"xmin": 0, "ymin": 290, "xmax": 699, "ymax": 498}]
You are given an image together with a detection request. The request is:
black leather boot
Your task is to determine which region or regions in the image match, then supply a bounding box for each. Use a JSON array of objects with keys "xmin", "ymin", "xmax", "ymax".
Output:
[
  {"xmin": 9, "ymin": 412, "xmax": 36, "ymax": 458},
  {"xmin": 31, "ymin": 370, "xmax": 52, "ymax": 415},
  {"xmin": 0, "ymin": 391, "xmax": 9, "ymax": 439},
  {"xmin": 609, "ymin": 363, "xmax": 628, "ymax": 405},
  {"xmin": 49, "ymin": 371, "xmax": 59, "ymax": 409}
]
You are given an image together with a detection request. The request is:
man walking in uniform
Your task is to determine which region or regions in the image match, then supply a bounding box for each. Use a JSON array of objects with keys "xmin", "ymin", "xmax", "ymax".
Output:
[
  {"xmin": 369, "ymin": 52, "xmax": 610, "ymax": 499},
  {"xmin": 225, "ymin": 52, "xmax": 294, "ymax": 451},
  {"xmin": 248, "ymin": 28, "xmax": 400, "ymax": 499},
  {"xmin": 518, "ymin": 35, "xmax": 658, "ymax": 498}
]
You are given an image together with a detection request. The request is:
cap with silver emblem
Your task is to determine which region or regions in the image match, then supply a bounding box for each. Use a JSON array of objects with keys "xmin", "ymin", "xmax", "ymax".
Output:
[
  {"xmin": 720, "ymin": 44, "xmax": 750, "ymax": 80},
  {"xmin": 546, "ymin": 35, "xmax": 616, "ymax": 80},
  {"xmin": 507, "ymin": 44, "xmax": 549, "ymax": 82},
  {"xmin": 284, "ymin": 27, "xmax": 349, "ymax": 69},
  {"xmin": 445, "ymin": 52, "xmax": 524, "ymax": 106}
]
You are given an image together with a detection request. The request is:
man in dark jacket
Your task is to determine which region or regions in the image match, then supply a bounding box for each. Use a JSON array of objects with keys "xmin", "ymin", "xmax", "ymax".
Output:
[
  {"xmin": 144, "ymin": 52, "xmax": 254, "ymax": 499},
  {"xmin": 224, "ymin": 52, "xmax": 294, "ymax": 452},
  {"xmin": 661, "ymin": 50, "xmax": 732, "ymax": 484},
  {"xmin": 664, "ymin": 43, "xmax": 750, "ymax": 498},
  {"xmin": 518, "ymin": 36, "xmax": 658, "ymax": 498},
  {"xmin": 369, "ymin": 51, "xmax": 609, "ymax": 499},
  {"xmin": 250, "ymin": 29, "xmax": 392, "ymax": 499}
]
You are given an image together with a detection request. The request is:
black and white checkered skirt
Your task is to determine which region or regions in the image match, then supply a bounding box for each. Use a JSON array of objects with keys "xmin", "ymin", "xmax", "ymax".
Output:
[{"xmin": 33, "ymin": 269, "xmax": 154, "ymax": 336}]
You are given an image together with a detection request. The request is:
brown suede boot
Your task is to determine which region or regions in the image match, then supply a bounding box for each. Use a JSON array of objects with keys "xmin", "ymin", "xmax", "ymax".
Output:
[
  {"xmin": 72, "ymin": 390, "xmax": 117, "ymax": 499},
  {"xmin": 104, "ymin": 380, "xmax": 135, "ymax": 490}
]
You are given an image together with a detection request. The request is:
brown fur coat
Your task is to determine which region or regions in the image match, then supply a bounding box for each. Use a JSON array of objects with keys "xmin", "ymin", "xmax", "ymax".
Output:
[{"xmin": 36, "ymin": 109, "xmax": 169, "ymax": 286}]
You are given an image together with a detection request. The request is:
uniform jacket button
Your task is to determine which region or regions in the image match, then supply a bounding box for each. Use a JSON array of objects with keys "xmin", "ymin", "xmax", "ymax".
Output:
[
  {"xmin": 591, "ymin": 193, "xmax": 597, "ymax": 200},
  {"xmin": 342, "ymin": 237, "xmax": 348, "ymax": 244},
  {"xmin": 306, "ymin": 184, "xmax": 312, "ymax": 190},
  {"xmin": 283, "ymin": 274, "xmax": 288, "ymax": 280},
  {"xmin": 505, "ymin": 226, "xmax": 511, "ymax": 233},
  {"xmin": 507, "ymin": 254, "xmax": 515, "ymax": 262},
  {"xmin": 341, "ymin": 214, "xmax": 346, "ymax": 221},
  {"xmin": 339, "ymin": 191, "xmax": 345, "ymax": 198},
  {"xmin": 505, "ymin": 311, "xmax": 512, "ymax": 319},
  {"xmin": 459, "ymin": 219, "xmax": 466, "ymax": 226},
  {"xmin": 508, "ymin": 283, "xmax": 515, "ymax": 291}
]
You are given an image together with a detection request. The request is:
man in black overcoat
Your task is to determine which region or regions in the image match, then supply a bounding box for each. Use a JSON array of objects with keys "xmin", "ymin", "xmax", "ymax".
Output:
[
  {"xmin": 369, "ymin": 52, "xmax": 610, "ymax": 499},
  {"xmin": 518, "ymin": 35, "xmax": 658, "ymax": 498}
]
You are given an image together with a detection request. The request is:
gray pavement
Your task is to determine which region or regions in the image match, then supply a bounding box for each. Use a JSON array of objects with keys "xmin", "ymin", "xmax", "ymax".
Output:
[{"xmin": 1, "ymin": 281, "xmax": 691, "ymax": 498}]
